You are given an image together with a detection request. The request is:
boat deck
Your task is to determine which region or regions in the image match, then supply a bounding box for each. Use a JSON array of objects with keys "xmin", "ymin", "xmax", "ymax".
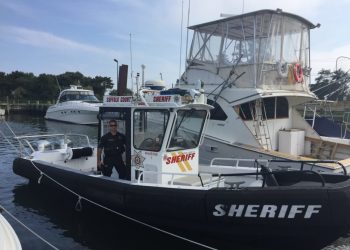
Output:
[{"xmin": 236, "ymin": 142, "xmax": 349, "ymax": 172}]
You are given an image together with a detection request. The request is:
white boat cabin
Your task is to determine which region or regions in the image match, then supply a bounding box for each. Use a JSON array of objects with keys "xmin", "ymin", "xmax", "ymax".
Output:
[
  {"xmin": 99, "ymin": 92, "xmax": 213, "ymax": 185},
  {"xmin": 179, "ymin": 9, "xmax": 350, "ymax": 168},
  {"xmin": 56, "ymin": 85, "xmax": 100, "ymax": 104}
]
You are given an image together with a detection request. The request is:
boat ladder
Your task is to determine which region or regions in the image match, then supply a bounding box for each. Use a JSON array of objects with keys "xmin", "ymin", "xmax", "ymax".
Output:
[
  {"xmin": 341, "ymin": 111, "xmax": 350, "ymax": 138},
  {"xmin": 251, "ymin": 99, "xmax": 272, "ymax": 150}
]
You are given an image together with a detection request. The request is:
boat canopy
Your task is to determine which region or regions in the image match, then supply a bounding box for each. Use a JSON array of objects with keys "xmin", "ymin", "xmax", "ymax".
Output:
[{"xmin": 186, "ymin": 9, "xmax": 317, "ymax": 91}]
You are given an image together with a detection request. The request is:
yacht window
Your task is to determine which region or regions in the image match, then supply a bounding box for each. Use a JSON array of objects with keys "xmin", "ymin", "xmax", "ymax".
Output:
[
  {"xmin": 276, "ymin": 97, "xmax": 289, "ymax": 118},
  {"xmin": 207, "ymin": 99, "xmax": 227, "ymax": 121},
  {"xmin": 59, "ymin": 94, "xmax": 67, "ymax": 103},
  {"xmin": 79, "ymin": 91, "xmax": 100, "ymax": 102},
  {"xmin": 239, "ymin": 102, "xmax": 255, "ymax": 120},
  {"xmin": 168, "ymin": 109, "xmax": 207, "ymax": 151},
  {"xmin": 262, "ymin": 97, "xmax": 275, "ymax": 119},
  {"xmin": 133, "ymin": 110, "xmax": 169, "ymax": 152},
  {"xmin": 239, "ymin": 97, "xmax": 289, "ymax": 120}
]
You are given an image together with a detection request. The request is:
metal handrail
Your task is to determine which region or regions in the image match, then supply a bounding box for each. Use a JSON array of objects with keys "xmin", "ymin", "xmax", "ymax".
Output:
[
  {"xmin": 136, "ymin": 169, "xmax": 217, "ymax": 187},
  {"xmin": 210, "ymin": 158, "xmax": 269, "ymax": 167},
  {"xmin": 269, "ymin": 159, "xmax": 347, "ymax": 175}
]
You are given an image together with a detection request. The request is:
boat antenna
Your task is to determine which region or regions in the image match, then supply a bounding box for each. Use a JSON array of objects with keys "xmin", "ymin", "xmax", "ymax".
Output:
[
  {"xmin": 141, "ymin": 64, "xmax": 145, "ymax": 88},
  {"xmin": 55, "ymin": 76, "xmax": 61, "ymax": 93},
  {"xmin": 242, "ymin": 0, "xmax": 245, "ymax": 14},
  {"xmin": 185, "ymin": 0, "xmax": 191, "ymax": 69},
  {"xmin": 130, "ymin": 33, "xmax": 134, "ymax": 94},
  {"xmin": 178, "ymin": 0, "xmax": 184, "ymax": 83},
  {"xmin": 182, "ymin": 0, "xmax": 191, "ymax": 85},
  {"xmin": 136, "ymin": 72, "xmax": 140, "ymax": 97}
]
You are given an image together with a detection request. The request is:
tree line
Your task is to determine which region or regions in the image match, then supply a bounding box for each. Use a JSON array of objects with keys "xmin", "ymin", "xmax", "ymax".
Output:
[
  {"xmin": 311, "ymin": 69, "xmax": 350, "ymax": 101},
  {"xmin": 1, "ymin": 69, "xmax": 350, "ymax": 103},
  {"xmin": 0, "ymin": 71, "xmax": 114, "ymax": 102}
]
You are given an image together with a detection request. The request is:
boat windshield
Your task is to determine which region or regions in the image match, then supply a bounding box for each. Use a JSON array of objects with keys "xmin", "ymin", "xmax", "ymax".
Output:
[
  {"xmin": 133, "ymin": 109, "xmax": 170, "ymax": 152},
  {"xmin": 167, "ymin": 109, "xmax": 207, "ymax": 151},
  {"xmin": 59, "ymin": 91, "xmax": 100, "ymax": 103}
]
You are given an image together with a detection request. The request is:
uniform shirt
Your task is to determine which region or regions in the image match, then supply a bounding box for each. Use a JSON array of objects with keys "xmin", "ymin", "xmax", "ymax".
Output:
[{"xmin": 98, "ymin": 132, "xmax": 126, "ymax": 159}]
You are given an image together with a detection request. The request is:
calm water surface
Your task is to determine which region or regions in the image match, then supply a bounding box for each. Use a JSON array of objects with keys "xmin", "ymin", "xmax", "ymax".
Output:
[{"xmin": 1, "ymin": 114, "xmax": 350, "ymax": 250}]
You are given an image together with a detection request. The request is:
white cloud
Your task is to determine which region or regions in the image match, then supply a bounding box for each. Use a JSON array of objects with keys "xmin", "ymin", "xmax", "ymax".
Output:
[{"xmin": 0, "ymin": 25, "xmax": 120, "ymax": 57}]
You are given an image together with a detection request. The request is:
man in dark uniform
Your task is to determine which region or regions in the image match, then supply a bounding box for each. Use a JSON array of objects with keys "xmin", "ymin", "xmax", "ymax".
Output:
[{"xmin": 97, "ymin": 119, "xmax": 127, "ymax": 179}]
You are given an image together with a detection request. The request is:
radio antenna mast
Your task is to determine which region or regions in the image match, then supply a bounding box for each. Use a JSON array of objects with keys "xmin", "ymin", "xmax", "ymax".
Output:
[
  {"xmin": 178, "ymin": 0, "xmax": 184, "ymax": 83},
  {"xmin": 185, "ymin": 0, "xmax": 191, "ymax": 68},
  {"xmin": 130, "ymin": 33, "xmax": 134, "ymax": 94},
  {"xmin": 55, "ymin": 76, "xmax": 61, "ymax": 93}
]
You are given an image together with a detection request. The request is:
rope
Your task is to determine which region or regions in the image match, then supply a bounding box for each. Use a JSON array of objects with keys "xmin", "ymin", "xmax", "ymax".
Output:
[
  {"xmin": 38, "ymin": 172, "xmax": 43, "ymax": 184},
  {"xmin": 1, "ymin": 121, "xmax": 218, "ymax": 249},
  {"xmin": 75, "ymin": 197, "xmax": 82, "ymax": 212},
  {"xmin": 28, "ymin": 160, "xmax": 217, "ymax": 250},
  {"xmin": 4, "ymin": 121, "xmax": 27, "ymax": 154},
  {"xmin": 0, "ymin": 205, "xmax": 59, "ymax": 250},
  {"xmin": 0, "ymin": 129, "xmax": 20, "ymax": 155}
]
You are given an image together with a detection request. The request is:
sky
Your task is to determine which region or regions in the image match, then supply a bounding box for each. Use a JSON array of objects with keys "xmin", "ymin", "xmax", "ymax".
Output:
[{"xmin": 1, "ymin": 0, "xmax": 350, "ymax": 90}]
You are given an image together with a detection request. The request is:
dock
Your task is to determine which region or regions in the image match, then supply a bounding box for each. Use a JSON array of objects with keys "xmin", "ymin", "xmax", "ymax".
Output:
[{"xmin": 0, "ymin": 100, "xmax": 51, "ymax": 115}]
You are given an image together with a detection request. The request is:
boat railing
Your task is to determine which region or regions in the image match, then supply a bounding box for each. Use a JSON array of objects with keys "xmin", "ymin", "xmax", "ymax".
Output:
[
  {"xmin": 209, "ymin": 169, "xmax": 326, "ymax": 188},
  {"xmin": 210, "ymin": 158, "xmax": 269, "ymax": 168},
  {"xmin": 136, "ymin": 170, "xmax": 223, "ymax": 188},
  {"xmin": 14, "ymin": 133, "xmax": 91, "ymax": 155},
  {"xmin": 136, "ymin": 167, "xmax": 329, "ymax": 188},
  {"xmin": 268, "ymin": 159, "xmax": 347, "ymax": 175},
  {"xmin": 210, "ymin": 158, "xmax": 347, "ymax": 175}
]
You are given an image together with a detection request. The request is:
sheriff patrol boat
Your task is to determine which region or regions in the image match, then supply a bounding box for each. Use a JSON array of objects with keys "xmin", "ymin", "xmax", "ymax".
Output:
[{"xmin": 12, "ymin": 88, "xmax": 350, "ymax": 249}]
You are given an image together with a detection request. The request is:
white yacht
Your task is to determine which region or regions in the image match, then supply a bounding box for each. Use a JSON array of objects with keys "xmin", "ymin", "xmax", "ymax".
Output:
[
  {"xmin": 179, "ymin": 9, "xmax": 350, "ymax": 172},
  {"xmin": 45, "ymin": 85, "xmax": 101, "ymax": 125},
  {"xmin": 144, "ymin": 80, "xmax": 166, "ymax": 90}
]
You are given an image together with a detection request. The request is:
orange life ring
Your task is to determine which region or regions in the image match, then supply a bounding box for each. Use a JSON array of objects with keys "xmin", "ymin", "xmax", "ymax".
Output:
[{"xmin": 293, "ymin": 63, "xmax": 303, "ymax": 83}]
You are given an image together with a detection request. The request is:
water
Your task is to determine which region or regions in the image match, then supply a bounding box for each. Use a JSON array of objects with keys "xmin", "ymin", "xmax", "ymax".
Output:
[{"xmin": 1, "ymin": 114, "xmax": 350, "ymax": 250}]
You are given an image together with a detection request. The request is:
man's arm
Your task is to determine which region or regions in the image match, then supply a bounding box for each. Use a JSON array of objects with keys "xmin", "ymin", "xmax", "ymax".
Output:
[
  {"xmin": 97, "ymin": 135, "xmax": 105, "ymax": 168},
  {"xmin": 97, "ymin": 148, "xmax": 102, "ymax": 168},
  {"xmin": 122, "ymin": 133, "xmax": 126, "ymax": 153}
]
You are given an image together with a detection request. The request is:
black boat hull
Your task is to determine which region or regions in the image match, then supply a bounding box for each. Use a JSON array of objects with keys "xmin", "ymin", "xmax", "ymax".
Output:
[{"xmin": 13, "ymin": 158, "xmax": 350, "ymax": 249}]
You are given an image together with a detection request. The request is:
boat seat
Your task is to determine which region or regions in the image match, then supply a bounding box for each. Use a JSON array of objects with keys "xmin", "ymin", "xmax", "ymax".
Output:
[
  {"xmin": 65, "ymin": 147, "xmax": 94, "ymax": 160},
  {"xmin": 169, "ymin": 175, "xmax": 222, "ymax": 187},
  {"xmin": 72, "ymin": 147, "xmax": 93, "ymax": 159}
]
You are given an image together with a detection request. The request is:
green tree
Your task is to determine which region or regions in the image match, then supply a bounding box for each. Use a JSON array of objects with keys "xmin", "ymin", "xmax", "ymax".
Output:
[
  {"xmin": 109, "ymin": 88, "xmax": 133, "ymax": 96},
  {"xmin": 88, "ymin": 76, "xmax": 113, "ymax": 100},
  {"xmin": 311, "ymin": 69, "xmax": 350, "ymax": 101},
  {"xmin": 0, "ymin": 71, "xmax": 117, "ymax": 102}
]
